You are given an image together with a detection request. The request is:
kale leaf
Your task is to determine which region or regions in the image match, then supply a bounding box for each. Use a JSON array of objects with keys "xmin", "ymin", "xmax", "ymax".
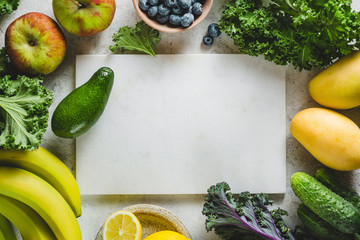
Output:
[
  {"xmin": 0, "ymin": 48, "xmax": 19, "ymax": 77},
  {"xmin": 0, "ymin": 0, "xmax": 20, "ymax": 16},
  {"xmin": 109, "ymin": 20, "xmax": 161, "ymax": 56},
  {"xmin": 219, "ymin": 0, "xmax": 360, "ymax": 70},
  {"xmin": 202, "ymin": 182, "xmax": 295, "ymax": 240},
  {"xmin": 0, "ymin": 75, "xmax": 53, "ymax": 150}
]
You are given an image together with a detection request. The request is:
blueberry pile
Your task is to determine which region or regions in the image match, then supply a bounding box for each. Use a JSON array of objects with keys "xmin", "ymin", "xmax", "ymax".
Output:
[
  {"xmin": 139, "ymin": 0, "xmax": 205, "ymax": 28},
  {"xmin": 203, "ymin": 23, "xmax": 221, "ymax": 46}
]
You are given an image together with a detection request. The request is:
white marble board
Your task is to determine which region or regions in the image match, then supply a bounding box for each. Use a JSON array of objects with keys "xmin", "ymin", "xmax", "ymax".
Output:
[{"xmin": 75, "ymin": 54, "xmax": 286, "ymax": 195}]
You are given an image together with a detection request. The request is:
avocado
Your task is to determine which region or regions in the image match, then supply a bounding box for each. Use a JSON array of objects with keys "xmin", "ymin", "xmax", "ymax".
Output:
[{"xmin": 51, "ymin": 67, "xmax": 114, "ymax": 138}]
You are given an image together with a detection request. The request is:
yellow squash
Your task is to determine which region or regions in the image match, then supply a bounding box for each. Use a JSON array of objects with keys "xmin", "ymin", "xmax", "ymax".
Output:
[
  {"xmin": 309, "ymin": 51, "xmax": 360, "ymax": 109},
  {"xmin": 290, "ymin": 108, "xmax": 360, "ymax": 171}
]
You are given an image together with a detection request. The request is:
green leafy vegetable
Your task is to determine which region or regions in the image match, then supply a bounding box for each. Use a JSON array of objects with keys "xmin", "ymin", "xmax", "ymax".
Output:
[
  {"xmin": 0, "ymin": 75, "xmax": 53, "ymax": 150},
  {"xmin": 0, "ymin": 0, "xmax": 20, "ymax": 16},
  {"xmin": 109, "ymin": 20, "xmax": 161, "ymax": 56},
  {"xmin": 202, "ymin": 182, "xmax": 295, "ymax": 240},
  {"xmin": 220, "ymin": 0, "xmax": 360, "ymax": 70},
  {"xmin": 0, "ymin": 48, "xmax": 19, "ymax": 77}
]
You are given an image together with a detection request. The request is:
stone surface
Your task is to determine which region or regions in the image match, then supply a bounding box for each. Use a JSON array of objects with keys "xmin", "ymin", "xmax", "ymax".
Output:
[{"xmin": 0, "ymin": 0, "xmax": 359, "ymax": 240}]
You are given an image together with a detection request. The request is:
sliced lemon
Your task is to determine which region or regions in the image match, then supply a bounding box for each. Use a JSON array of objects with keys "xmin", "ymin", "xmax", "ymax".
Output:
[
  {"xmin": 144, "ymin": 230, "xmax": 190, "ymax": 240},
  {"xmin": 103, "ymin": 210, "xmax": 142, "ymax": 240}
]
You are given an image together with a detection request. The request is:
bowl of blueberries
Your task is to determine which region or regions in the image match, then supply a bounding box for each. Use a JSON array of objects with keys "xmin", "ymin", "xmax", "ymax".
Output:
[{"xmin": 134, "ymin": 0, "xmax": 213, "ymax": 33}]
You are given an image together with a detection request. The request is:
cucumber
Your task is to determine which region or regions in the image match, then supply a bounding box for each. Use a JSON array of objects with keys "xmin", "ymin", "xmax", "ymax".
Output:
[
  {"xmin": 297, "ymin": 203, "xmax": 353, "ymax": 240},
  {"xmin": 291, "ymin": 172, "xmax": 360, "ymax": 234},
  {"xmin": 51, "ymin": 67, "xmax": 114, "ymax": 138},
  {"xmin": 315, "ymin": 168, "xmax": 360, "ymax": 210}
]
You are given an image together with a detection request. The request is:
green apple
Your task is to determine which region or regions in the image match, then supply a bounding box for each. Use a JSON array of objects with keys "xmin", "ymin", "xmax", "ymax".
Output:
[
  {"xmin": 53, "ymin": 0, "xmax": 116, "ymax": 37},
  {"xmin": 5, "ymin": 12, "xmax": 66, "ymax": 75}
]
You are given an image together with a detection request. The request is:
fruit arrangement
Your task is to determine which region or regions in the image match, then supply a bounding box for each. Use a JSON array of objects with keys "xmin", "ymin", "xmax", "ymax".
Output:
[{"xmin": 1, "ymin": 0, "xmax": 360, "ymax": 239}]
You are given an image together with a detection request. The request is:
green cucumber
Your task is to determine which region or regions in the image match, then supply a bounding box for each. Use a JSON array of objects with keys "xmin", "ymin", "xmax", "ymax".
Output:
[
  {"xmin": 315, "ymin": 168, "xmax": 360, "ymax": 210},
  {"xmin": 297, "ymin": 203, "xmax": 353, "ymax": 240},
  {"xmin": 51, "ymin": 67, "xmax": 114, "ymax": 138},
  {"xmin": 291, "ymin": 172, "xmax": 360, "ymax": 234}
]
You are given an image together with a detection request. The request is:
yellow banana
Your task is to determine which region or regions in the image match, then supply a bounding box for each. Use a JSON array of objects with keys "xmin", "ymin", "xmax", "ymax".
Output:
[
  {"xmin": 0, "ymin": 213, "xmax": 16, "ymax": 240},
  {"xmin": 0, "ymin": 195, "xmax": 55, "ymax": 240},
  {"xmin": 0, "ymin": 167, "xmax": 82, "ymax": 240},
  {"xmin": 0, "ymin": 147, "xmax": 81, "ymax": 217}
]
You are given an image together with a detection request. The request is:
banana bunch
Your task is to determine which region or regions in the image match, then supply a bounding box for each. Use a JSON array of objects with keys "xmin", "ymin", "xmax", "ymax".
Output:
[
  {"xmin": 0, "ymin": 147, "xmax": 82, "ymax": 240},
  {"xmin": 0, "ymin": 213, "xmax": 16, "ymax": 240}
]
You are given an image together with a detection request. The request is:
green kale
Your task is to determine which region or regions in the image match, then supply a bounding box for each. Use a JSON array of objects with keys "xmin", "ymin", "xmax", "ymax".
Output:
[
  {"xmin": 202, "ymin": 182, "xmax": 295, "ymax": 240},
  {"xmin": 109, "ymin": 20, "xmax": 161, "ymax": 56},
  {"xmin": 220, "ymin": 0, "xmax": 360, "ymax": 70},
  {"xmin": 0, "ymin": 0, "xmax": 20, "ymax": 16},
  {"xmin": 0, "ymin": 48, "xmax": 19, "ymax": 77},
  {"xmin": 0, "ymin": 75, "xmax": 53, "ymax": 150}
]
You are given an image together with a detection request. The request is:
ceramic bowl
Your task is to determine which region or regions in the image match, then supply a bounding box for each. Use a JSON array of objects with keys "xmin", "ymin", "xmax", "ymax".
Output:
[
  {"xmin": 132, "ymin": 0, "xmax": 213, "ymax": 33},
  {"xmin": 96, "ymin": 204, "xmax": 191, "ymax": 239}
]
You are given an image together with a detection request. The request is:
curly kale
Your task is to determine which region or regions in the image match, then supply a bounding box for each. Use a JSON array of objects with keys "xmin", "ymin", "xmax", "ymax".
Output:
[
  {"xmin": 220, "ymin": 0, "xmax": 360, "ymax": 70},
  {"xmin": 202, "ymin": 182, "xmax": 295, "ymax": 240},
  {"xmin": 0, "ymin": 75, "xmax": 53, "ymax": 150},
  {"xmin": 0, "ymin": 48, "xmax": 19, "ymax": 77},
  {"xmin": 109, "ymin": 20, "xmax": 161, "ymax": 56},
  {"xmin": 0, "ymin": 0, "xmax": 20, "ymax": 16}
]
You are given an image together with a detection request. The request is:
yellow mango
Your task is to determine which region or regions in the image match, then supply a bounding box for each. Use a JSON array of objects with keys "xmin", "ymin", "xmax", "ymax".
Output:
[
  {"xmin": 309, "ymin": 51, "xmax": 360, "ymax": 109},
  {"xmin": 290, "ymin": 108, "xmax": 360, "ymax": 171}
]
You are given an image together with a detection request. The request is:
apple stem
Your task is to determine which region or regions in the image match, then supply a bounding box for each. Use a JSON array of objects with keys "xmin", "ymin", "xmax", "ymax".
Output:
[
  {"xmin": 28, "ymin": 40, "xmax": 35, "ymax": 46},
  {"xmin": 75, "ymin": 1, "xmax": 84, "ymax": 9}
]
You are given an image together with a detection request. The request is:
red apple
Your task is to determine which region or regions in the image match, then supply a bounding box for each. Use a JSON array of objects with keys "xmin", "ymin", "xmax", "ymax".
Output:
[
  {"xmin": 53, "ymin": 0, "xmax": 116, "ymax": 37},
  {"xmin": 5, "ymin": 12, "xmax": 66, "ymax": 75}
]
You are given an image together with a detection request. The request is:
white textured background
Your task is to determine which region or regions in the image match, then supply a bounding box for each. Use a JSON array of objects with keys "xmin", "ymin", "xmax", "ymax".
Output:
[{"xmin": 0, "ymin": 0, "xmax": 359, "ymax": 239}]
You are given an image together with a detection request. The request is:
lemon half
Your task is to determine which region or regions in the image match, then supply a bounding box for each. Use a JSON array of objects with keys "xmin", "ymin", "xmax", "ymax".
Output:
[
  {"xmin": 103, "ymin": 210, "xmax": 142, "ymax": 240},
  {"xmin": 144, "ymin": 230, "xmax": 190, "ymax": 240}
]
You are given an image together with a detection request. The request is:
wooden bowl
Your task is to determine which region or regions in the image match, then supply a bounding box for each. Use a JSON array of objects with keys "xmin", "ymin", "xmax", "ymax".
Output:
[
  {"xmin": 96, "ymin": 204, "xmax": 191, "ymax": 240},
  {"xmin": 132, "ymin": 0, "xmax": 213, "ymax": 33}
]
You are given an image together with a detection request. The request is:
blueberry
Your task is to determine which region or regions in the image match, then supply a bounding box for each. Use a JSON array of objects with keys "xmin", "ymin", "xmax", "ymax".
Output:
[
  {"xmin": 172, "ymin": 4, "xmax": 183, "ymax": 15},
  {"xmin": 149, "ymin": 0, "xmax": 159, "ymax": 5},
  {"xmin": 139, "ymin": 0, "xmax": 150, "ymax": 11},
  {"xmin": 187, "ymin": 5, "xmax": 193, "ymax": 13},
  {"xmin": 203, "ymin": 35, "xmax": 214, "ymax": 46},
  {"xmin": 147, "ymin": 6, "xmax": 158, "ymax": 18},
  {"xmin": 178, "ymin": 0, "xmax": 191, "ymax": 9},
  {"xmin": 158, "ymin": 4, "xmax": 171, "ymax": 16},
  {"xmin": 181, "ymin": 13, "xmax": 194, "ymax": 27},
  {"xmin": 192, "ymin": 2, "xmax": 203, "ymax": 15},
  {"xmin": 191, "ymin": 0, "xmax": 196, "ymax": 3},
  {"xmin": 208, "ymin": 23, "xmax": 221, "ymax": 38},
  {"xmin": 169, "ymin": 14, "xmax": 182, "ymax": 25},
  {"xmin": 164, "ymin": 0, "xmax": 176, "ymax": 8},
  {"xmin": 156, "ymin": 14, "xmax": 169, "ymax": 24}
]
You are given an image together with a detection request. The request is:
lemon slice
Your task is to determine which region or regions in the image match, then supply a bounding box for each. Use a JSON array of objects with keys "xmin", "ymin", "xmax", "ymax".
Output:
[
  {"xmin": 103, "ymin": 210, "xmax": 142, "ymax": 240},
  {"xmin": 144, "ymin": 230, "xmax": 190, "ymax": 240}
]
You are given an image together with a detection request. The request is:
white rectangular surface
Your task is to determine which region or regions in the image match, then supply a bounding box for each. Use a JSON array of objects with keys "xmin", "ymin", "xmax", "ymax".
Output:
[{"xmin": 76, "ymin": 54, "xmax": 286, "ymax": 195}]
